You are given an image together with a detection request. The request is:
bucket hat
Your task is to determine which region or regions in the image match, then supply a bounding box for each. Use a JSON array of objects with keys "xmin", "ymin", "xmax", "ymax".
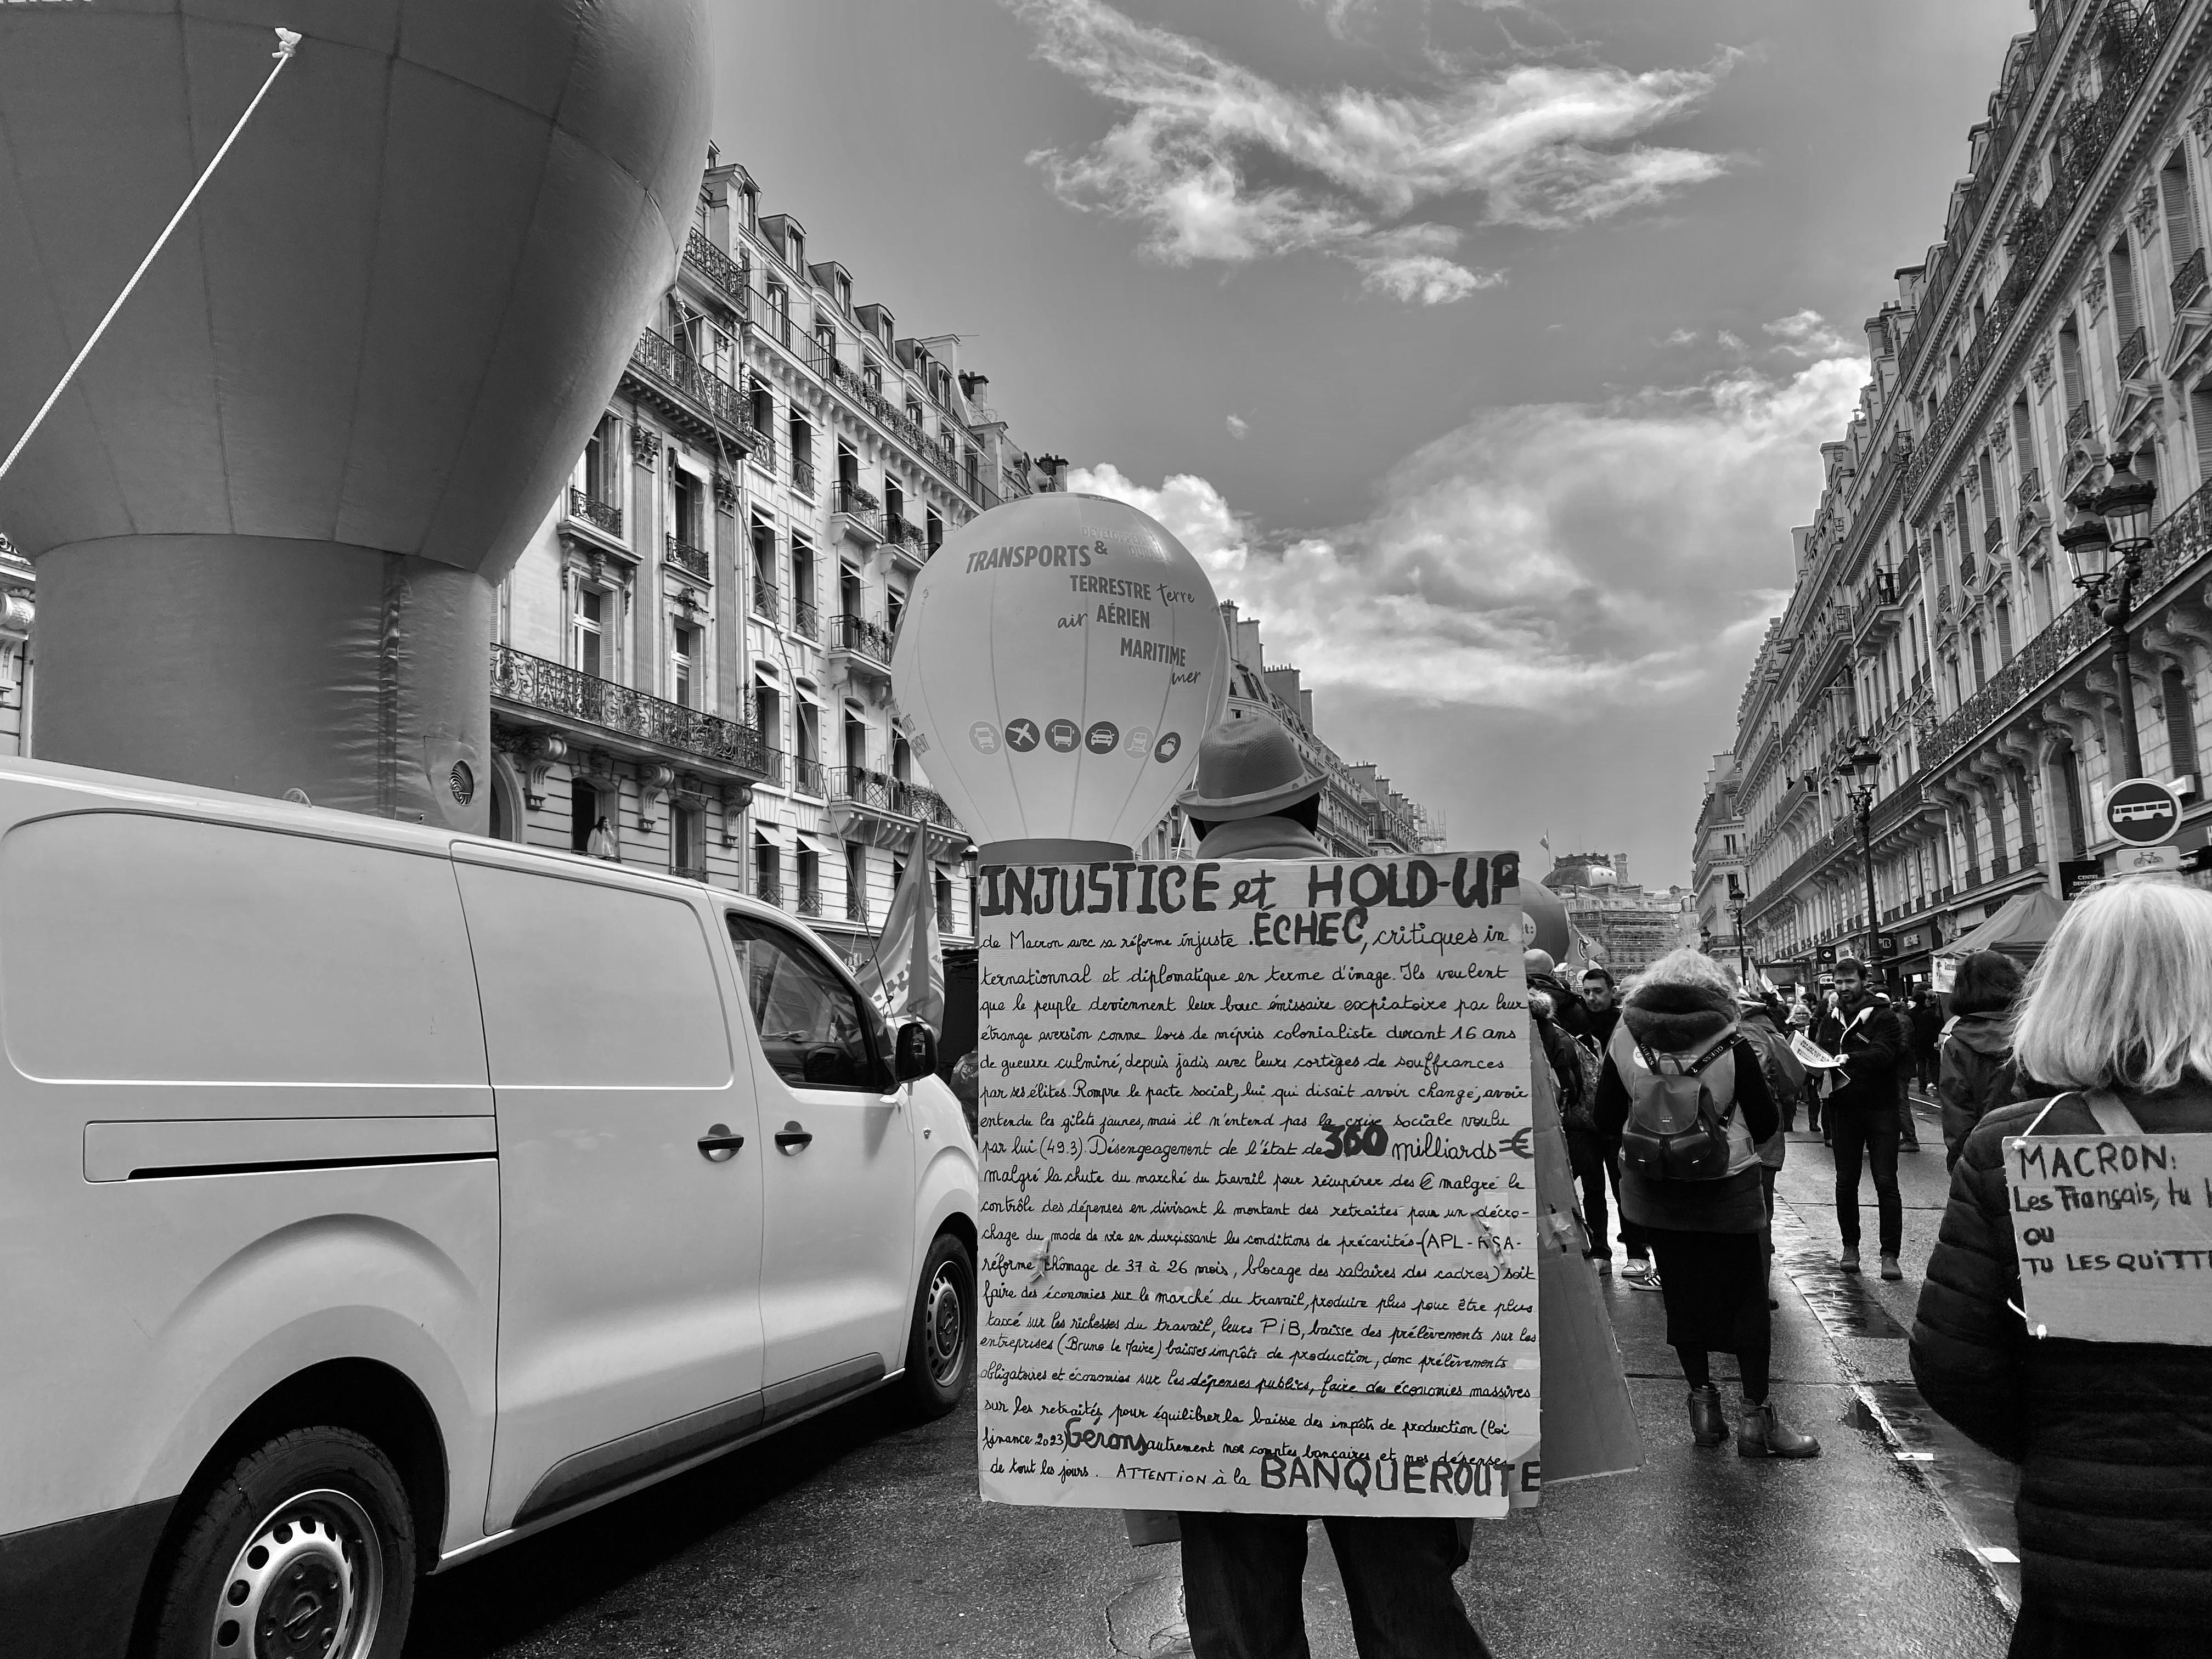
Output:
[{"xmin": 1176, "ymin": 714, "xmax": 1324, "ymax": 822}]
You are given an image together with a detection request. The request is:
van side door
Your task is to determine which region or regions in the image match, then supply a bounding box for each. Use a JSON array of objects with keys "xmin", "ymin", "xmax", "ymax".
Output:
[
  {"xmin": 724, "ymin": 911, "xmax": 915, "ymax": 1410},
  {"xmin": 459, "ymin": 857, "xmax": 764, "ymax": 1533}
]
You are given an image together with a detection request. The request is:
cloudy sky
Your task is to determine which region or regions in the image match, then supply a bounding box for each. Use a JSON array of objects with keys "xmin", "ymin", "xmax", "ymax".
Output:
[{"xmin": 714, "ymin": 0, "xmax": 2022, "ymax": 888}]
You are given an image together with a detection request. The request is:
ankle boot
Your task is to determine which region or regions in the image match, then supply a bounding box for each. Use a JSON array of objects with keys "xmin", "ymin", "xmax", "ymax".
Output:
[
  {"xmin": 1737, "ymin": 1401, "xmax": 1820, "ymax": 1458},
  {"xmin": 1839, "ymin": 1246, "xmax": 1861, "ymax": 1274},
  {"xmin": 1686, "ymin": 1384, "xmax": 1729, "ymax": 1448}
]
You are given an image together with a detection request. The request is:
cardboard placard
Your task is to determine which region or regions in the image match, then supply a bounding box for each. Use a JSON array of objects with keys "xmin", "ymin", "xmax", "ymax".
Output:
[
  {"xmin": 2006, "ymin": 1131, "xmax": 2212, "ymax": 1345},
  {"xmin": 975, "ymin": 853, "xmax": 1538, "ymax": 1517}
]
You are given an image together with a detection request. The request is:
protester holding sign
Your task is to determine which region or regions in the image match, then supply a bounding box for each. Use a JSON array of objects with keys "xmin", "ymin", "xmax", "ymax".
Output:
[
  {"xmin": 1594, "ymin": 951, "xmax": 1817, "ymax": 1457},
  {"xmin": 1911, "ymin": 879, "xmax": 2212, "ymax": 1652}
]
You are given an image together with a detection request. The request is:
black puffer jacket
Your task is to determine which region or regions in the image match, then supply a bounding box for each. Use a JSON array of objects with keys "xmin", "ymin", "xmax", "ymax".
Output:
[
  {"xmin": 1910, "ymin": 1084, "xmax": 2212, "ymax": 1627},
  {"xmin": 1936, "ymin": 1012, "xmax": 2016, "ymax": 1167}
]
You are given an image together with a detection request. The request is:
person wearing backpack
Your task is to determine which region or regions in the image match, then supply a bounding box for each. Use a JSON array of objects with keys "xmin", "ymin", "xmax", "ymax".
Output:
[
  {"xmin": 1594, "ymin": 949, "xmax": 1819, "ymax": 1458},
  {"xmin": 1936, "ymin": 950, "xmax": 2024, "ymax": 1170}
]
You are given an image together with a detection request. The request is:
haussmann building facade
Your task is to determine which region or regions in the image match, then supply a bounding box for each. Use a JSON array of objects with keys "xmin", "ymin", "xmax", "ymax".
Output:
[{"xmin": 1719, "ymin": 0, "xmax": 2212, "ymax": 989}]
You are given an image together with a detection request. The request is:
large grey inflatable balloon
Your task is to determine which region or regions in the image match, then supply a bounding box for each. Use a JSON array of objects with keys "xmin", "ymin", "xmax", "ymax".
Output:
[{"xmin": 0, "ymin": 2, "xmax": 710, "ymax": 828}]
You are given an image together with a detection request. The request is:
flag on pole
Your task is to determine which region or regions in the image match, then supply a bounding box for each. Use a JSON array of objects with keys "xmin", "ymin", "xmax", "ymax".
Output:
[{"xmin": 855, "ymin": 823, "xmax": 944, "ymax": 1034}]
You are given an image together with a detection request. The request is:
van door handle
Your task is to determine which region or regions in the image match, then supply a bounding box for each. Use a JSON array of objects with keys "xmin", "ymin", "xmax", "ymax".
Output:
[
  {"xmin": 775, "ymin": 1122, "xmax": 813, "ymax": 1155},
  {"xmin": 697, "ymin": 1125, "xmax": 746, "ymax": 1162}
]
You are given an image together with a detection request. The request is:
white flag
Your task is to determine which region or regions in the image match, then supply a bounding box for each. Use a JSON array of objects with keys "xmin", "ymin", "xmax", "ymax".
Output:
[{"xmin": 855, "ymin": 826, "xmax": 944, "ymax": 1034}]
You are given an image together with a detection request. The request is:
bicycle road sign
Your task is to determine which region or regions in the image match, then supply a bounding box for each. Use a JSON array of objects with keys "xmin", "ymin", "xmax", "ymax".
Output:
[{"xmin": 2103, "ymin": 777, "xmax": 2182, "ymax": 847}]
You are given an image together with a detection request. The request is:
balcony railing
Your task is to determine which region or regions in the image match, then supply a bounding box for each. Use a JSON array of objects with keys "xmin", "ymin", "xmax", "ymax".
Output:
[
  {"xmin": 792, "ymin": 755, "xmax": 826, "ymax": 796},
  {"xmin": 1984, "ymin": 517, "xmax": 2003, "ymax": 557},
  {"xmin": 757, "ymin": 747, "xmax": 788, "ymax": 790},
  {"xmin": 628, "ymin": 329, "xmax": 751, "ymax": 440},
  {"xmin": 2173, "ymin": 245, "xmax": 2208, "ymax": 315},
  {"xmin": 490, "ymin": 645, "xmax": 768, "ymax": 776},
  {"xmin": 569, "ymin": 487, "xmax": 622, "ymax": 537},
  {"xmin": 847, "ymin": 891, "xmax": 870, "ymax": 924},
  {"xmin": 752, "ymin": 580, "xmax": 780, "ymax": 623},
  {"xmin": 753, "ymin": 874, "xmax": 783, "ymax": 909},
  {"xmin": 830, "ymin": 611, "xmax": 895, "ymax": 666},
  {"xmin": 792, "ymin": 457, "xmax": 816, "ymax": 496},
  {"xmin": 684, "ymin": 227, "xmax": 750, "ymax": 312},
  {"xmin": 832, "ymin": 479, "xmax": 885, "ymax": 540},
  {"xmin": 2018, "ymin": 466, "xmax": 2041, "ymax": 506},
  {"xmin": 2117, "ymin": 325, "xmax": 2151, "ymax": 381},
  {"xmin": 884, "ymin": 511, "xmax": 928, "ymax": 560},
  {"xmin": 665, "ymin": 534, "xmax": 709, "ymax": 581},
  {"xmin": 792, "ymin": 597, "xmax": 821, "ymax": 644},
  {"xmin": 2065, "ymin": 398, "xmax": 2094, "ymax": 448},
  {"xmin": 829, "ymin": 766, "xmax": 962, "ymax": 831},
  {"xmin": 797, "ymin": 884, "xmax": 824, "ymax": 918},
  {"xmin": 1918, "ymin": 469, "xmax": 2212, "ymax": 773}
]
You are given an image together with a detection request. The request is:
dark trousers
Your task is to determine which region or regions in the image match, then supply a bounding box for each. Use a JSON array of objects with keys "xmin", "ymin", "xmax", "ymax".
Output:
[
  {"xmin": 1181, "ymin": 1514, "xmax": 1492, "ymax": 1659},
  {"xmin": 1566, "ymin": 1126, "xmax": 1610, "ymax": 1260},
  {"xmin": 1601, "ymin": 1139, "xmax": 1648, "ymax": 1259},
  {"xmin": 1895, "ymin": 1073, "xmax": 1920, "ymax": 1148},
  {"xmin": 1831, "ymin": 1106, "xmax": 1903, "ymax": 1256}
]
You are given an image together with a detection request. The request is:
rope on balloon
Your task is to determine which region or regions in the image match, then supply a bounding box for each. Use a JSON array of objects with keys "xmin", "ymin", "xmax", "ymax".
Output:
[{"xmin": 0, "ymin": 29, "xmax": 304, "ymax": 488}]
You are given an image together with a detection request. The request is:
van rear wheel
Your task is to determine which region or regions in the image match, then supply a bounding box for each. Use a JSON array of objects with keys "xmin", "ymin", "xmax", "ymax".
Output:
[
  {"xmin": 901, "ymin": 1232, "xmax": 975, "ymax": 1419},
  {"xmin": 153, "ymin": 1426, "xmax": 415, "ymax": 1659}
]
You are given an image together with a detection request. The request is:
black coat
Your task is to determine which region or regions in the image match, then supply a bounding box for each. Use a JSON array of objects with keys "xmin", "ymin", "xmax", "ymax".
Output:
[
  {"xmin": 1936, "ymin": 1012, "xmax": 2016, "ymax": 1166},
  {"xmin": 1816, "ymin": 994, "xmax": 1902, "ymax": 1116},
  {"xmin": 1910, "ymin": 1085, "xmax": 2212, "ymax": 1627}
]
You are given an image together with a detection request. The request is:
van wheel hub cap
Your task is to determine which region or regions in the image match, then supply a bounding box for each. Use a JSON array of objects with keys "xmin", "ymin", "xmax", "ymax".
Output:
[
  {"xmin": 211, "ymin": 1489, "xmax": 382, "ymax": 1659},
  {"xmin": 925, "ymin": 1263, "xmax": 966, "ymax": 1387}
]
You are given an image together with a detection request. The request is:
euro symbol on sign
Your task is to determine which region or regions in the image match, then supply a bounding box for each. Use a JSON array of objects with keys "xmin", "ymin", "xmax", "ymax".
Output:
[{"xmin": 1507, "ymin": 1126, "xmax": 1533, "ymax": 1159}]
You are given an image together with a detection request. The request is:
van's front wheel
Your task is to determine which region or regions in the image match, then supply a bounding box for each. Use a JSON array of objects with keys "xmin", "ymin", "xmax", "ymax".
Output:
[
  {"xmin": 901, "ymin": 1232, "xmax": 975, "ymax": 1419},
  {"xmin": 152, "ymin": 1427, "xmax": 415, "ymax": 1659}
]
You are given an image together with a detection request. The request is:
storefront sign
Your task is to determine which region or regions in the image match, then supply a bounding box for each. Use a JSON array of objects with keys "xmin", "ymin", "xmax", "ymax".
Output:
[
  {"xmin": 2006, "ymin": 1130, "xmax": 2212, "ymax": 1345},
  {"xmin": 975, "ymin": 854, "xmax": 1539, "ymax": 1517}
]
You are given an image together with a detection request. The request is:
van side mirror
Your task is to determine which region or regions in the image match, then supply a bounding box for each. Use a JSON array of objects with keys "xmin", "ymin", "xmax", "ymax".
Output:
[{"xmin": 894, "ymin": 1022, "xmax": 937, "ymax": 1084}]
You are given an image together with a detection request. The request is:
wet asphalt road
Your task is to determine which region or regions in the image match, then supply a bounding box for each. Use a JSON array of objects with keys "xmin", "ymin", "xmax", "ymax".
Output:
[{"xmin": 410, "ymin": 1092, "xmax": 2018, "ymax": 1658}]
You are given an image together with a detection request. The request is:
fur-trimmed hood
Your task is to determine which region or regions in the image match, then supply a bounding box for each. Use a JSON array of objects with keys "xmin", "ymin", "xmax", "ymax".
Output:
[
  {"xmin": 1527, "ymin": 986, "xmax": 1557, "ymax": 1022},
  {"xmin": 1620, "ymin": 975, "xmax": 1738, "ymax": 1053}
]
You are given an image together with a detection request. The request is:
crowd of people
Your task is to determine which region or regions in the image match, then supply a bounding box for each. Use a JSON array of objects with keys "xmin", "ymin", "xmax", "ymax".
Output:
[{"xmin": 1530, "ymin": 876, "xmax": 2212, "ymax": 1657}]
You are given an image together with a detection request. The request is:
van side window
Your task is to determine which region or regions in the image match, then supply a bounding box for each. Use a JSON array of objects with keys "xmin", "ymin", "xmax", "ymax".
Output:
[
  {"xmin": 725, "ymin": 913, "xmax": 881, "ymax": 1091},
  {"xmin": 457, "ymin": 864, "xmax": 731, "ymax": 1088},
  {"xmin": 0, "ymin": 814, "xmax": 484, "ymax": 1084}
]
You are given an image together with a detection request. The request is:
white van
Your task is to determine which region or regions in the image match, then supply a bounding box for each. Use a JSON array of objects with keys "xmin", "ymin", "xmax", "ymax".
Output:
[{"xmin": 0, "ymin": 756, "xmax": 978, "ymax": 1659}]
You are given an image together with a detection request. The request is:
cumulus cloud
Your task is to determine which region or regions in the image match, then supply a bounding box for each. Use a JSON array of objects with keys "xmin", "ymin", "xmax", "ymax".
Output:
[
  {"xmin": 1008, "ymin": 0, "xmax": 1728, "ymax": 296},
  {"xmin": 1070, "ymin": 316, "xmax": 1866, "ymax": 714},
  {"xmin": 1763, "ymin": 308, "xmax": 1854, "ymax": 358},
  {"xmin": 1226, "ymin": 414, "xmax": 1251, "ymax": 438}
]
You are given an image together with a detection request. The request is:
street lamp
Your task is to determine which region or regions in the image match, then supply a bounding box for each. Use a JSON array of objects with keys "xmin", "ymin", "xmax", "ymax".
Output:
[
  {"xmin": 2061, "ymin": 448, "xmax": 2158, "ymax": 779},
  {"xmin": 1835, "ymin": 740, "xmax": 1885, "ymax": 990},
  {"xmin": 1728, "ymin": 893, "xmax": 1750, "ymax": 983}
]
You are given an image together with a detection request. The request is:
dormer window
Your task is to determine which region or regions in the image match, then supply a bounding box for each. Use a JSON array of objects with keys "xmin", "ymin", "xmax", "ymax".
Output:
[
  {"xmin": 787, "ymin": 227, "xmax": 804, "ymax": 268},
  {"xmin": 834, "ymin": 272, "xmax": 851, "ymax": 314},
  {"xmin": 739, "ymin": 183, "xmax": 757, "ymax": 231}
]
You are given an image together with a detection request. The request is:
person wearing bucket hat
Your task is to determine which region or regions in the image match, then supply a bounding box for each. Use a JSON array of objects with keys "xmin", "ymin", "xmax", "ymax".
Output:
[{"xmin": 1164, "ymin": 713, "xmax": 1498, "ymax": 1659}]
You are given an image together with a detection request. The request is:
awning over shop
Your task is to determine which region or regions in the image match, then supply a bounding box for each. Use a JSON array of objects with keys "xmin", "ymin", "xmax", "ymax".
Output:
[{"xmin": 1941, "ymin": 886, "xmax": 2066, "ymax": 961}]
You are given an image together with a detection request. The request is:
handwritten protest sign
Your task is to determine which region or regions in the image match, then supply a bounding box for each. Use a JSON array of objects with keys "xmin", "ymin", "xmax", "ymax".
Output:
[
  {"xmin": 2006, "ymin": 1131, "xmax": 2212, "ymax": 1345},
  {"xmin": 975, "ymin": 852, "xmax": 1538, "ymax": 1517}
]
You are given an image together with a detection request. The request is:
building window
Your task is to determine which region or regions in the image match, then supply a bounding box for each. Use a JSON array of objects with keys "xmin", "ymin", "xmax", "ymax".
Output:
[
  {"xmin": 936, "ymin": 871, "xmax": 953, "ymax": 934},
  {"xmin": 926, "ymin": 509, "xmax": 943, "ymax": 554},
  {"xmin": 749, "ymin": 377, "xmax": 775, "ymax": 440},
  {"xmin": 2110, "ymin": 236, "xmax": 2141, "ymax": 341},
  {"xmin": 797, "ymin": 844, "xmax": 821, "ymax": 915},
  {"xmin": 753, "ymin": 836, "xmax": 781, "ymax": 906},
  {"xmin": 2191, "ymin": 380, "xmax": 2212, "ymax": 484},
  {"xmin": 739, "ymin": 181, "xmax": 757, "ymax": 231},
  {"xmin": 791, "ymin": 538, "xmax": 815, "ymax": 637},
  {"xmin": 847, "ymin": 843, "xmax": 869, "ymax": 924},
  {"xmin": 1994, "ymin": 603, "xmax": 2013, "ymax": 663},
  {"xmin": 674, "ymin": 805, "xmax": 701, "ymax": 877},
  {"xmin": 795, "ymin": 700, "xmax": 820, "ymax": 793},
  {"xmin": 2060, "ymin": 748, "xmax": 2087, "ymax": 857},
  {"xmin": 671, "ymin": 623, "xmax": 697, "ymax": 709},
  {"xmin": 571, "ymin": 778, "xmax": 598, "ymax": 854},
  {"xmin": 1969, "ymin": 630, "xmax": 1987, "ymax": 690},
  {"xmin": 2164, "ymin": 666, "xmax": 2199, "ymax": 776},
  {"xmin": 573, "ymin": 586, "xmax": 607, "ymax": 679},
  {"xmin": 2162, "ymin": 149, "xmax": 2202, "ymax": 272},
  {"xmin": 581, "ymin": 414, "xmax": 619, "ymax": 505},
  {"xmin": 673, "ymin": 467, "xmax": 702, "ymax": 550},
  {"xmin": 845, "ymin": 709, "xmax": 869, "ymax": 775}
]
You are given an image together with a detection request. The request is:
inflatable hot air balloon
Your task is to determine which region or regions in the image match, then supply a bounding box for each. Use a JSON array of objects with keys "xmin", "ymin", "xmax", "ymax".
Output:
[
  {"xmin": 1521, "ymin": 875, "xmax": 1571, "ymax": 960},
  {"xmin": 892, "ymin": 494, "xmax": 1229, "ymax": 861},
  {"xmin": 0, "ymin": 2, "xmax": 710, "ymax": 829}
]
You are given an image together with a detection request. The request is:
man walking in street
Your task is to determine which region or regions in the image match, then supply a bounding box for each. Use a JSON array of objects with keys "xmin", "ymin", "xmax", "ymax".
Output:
[
  {"xmin": 1820, "ymin": 957, "xmax": 1907, "ymax": 1281},
  {"xmin": 1164, "ymin": 713, "xmax": 1497, "ymax": 1659},
  {"xmin": 1581, "ymin": 966, "xmax": 1656, "ymax": 1288}
]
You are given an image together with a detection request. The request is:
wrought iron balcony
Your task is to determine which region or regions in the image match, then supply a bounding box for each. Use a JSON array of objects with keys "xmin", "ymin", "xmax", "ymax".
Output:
[
  {"xmin": 752, "ymin": 580, "xmax": 780, "ymax": 624},
  {"xmin": 830, "ymin": 611, "xmax": 895, "ymax": 670},
  {"xmin": 684, "ymin": 227, "xmax": 749, "ymax": 312},
  {"xmin": 791, "ymin": 457, "xmax": 816, "ymax": 496},
  {"xmin": 753, "ymin": 874, "xmax": 784, "ymax": 909},
  {"xmin": 2117, "ymin": 325, "xmax": 2151, "ymax": 382},
  {"xmin": 627, "ymin": 328, "xmax": 750, "ymax": 442},
  {"xmin": 792, "ymin": 755, "xmax": 827, "ymax": 796},
  {"xmin": 829, "ymin": 766, "xmax": 962, "ymax": 832},
  {"xmin": 665, "ymin": 534, "xmax": 709, "ymax": 582},
  {"xmin": 797, "ymin": 885, "xmax": 825, "ymax": 918},
  {"xmin": 490, "ymin": 645, "xmax": 768, "ymax": 777},
  {"xmin": 884, "ymin": 511, "xmax": 929, "ymax": 565},
  {"xmin": 832, "ymin": 479, "xmax": 885, "ymax": 543},
  {"xmin": 2174, "ymin": 245, "xmax": 2207, "ymax": 314},
  {"xmin": 2018, "ymin": 466, "xmax": 2041, "ymax": 506},
  {"xmin": 672, "ymin": 864, "xmax": 708, "ymax": 884},
  {"xmin": 2065, "ymin": 399, "xmax": 2094, "ymax": 448},
  {"xmin": 756, "ymin": 747, "xmax": 788, "ymax": 789},
  {"xmin": 847, "ymin": 891, "xmax": 870, "ymax": 924},
  {"xmin": 792, "ymin": 597, "xmax": 821, "ymax": 644},
  {"xmin": 569, "ymin": 487, "xmax": 622, "ymax": 538}
]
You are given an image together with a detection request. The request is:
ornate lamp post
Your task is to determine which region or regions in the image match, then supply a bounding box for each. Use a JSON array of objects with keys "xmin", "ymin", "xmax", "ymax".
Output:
[
  {"xmin": 1836, "ymin": 742, "xmax": 1885, "ymax": 989},
  {"xmin": 1729, "ymin": 893, "xmax": 1750, "ymax": 983},
  {"xmin": 2061, "ymin": 448, "xmax": 2158, "ymax": 780}
]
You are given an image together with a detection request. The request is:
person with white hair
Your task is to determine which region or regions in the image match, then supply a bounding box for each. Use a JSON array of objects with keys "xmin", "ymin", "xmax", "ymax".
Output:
[{"xmin": 1912, "ymin": 879, "xmax": 2212, "ymax": 1653}]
